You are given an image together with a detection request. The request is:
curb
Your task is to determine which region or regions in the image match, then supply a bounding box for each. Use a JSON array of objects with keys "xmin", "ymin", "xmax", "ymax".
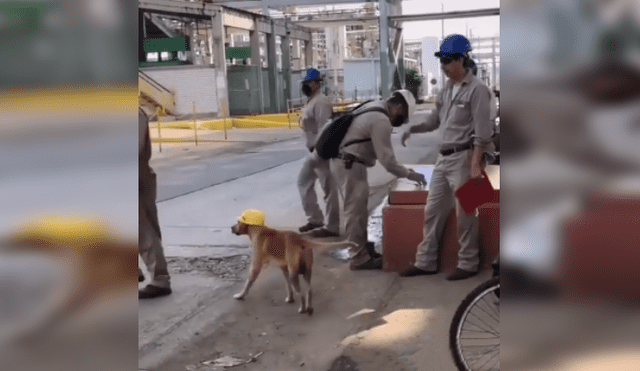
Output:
[{"xmin": 149, "ymin": 113, "xmax": 301, "ymax": 131}]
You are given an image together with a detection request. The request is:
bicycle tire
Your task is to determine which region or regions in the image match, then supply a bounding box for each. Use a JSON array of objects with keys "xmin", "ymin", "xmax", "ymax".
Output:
[{"xmin": 449, "ymin": 276, "xmax": 500, "ymax": 371}]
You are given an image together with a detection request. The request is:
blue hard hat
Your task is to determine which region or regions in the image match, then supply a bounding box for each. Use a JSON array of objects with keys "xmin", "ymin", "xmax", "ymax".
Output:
[
  {"xmin": 303, "ymin": 68, "xmax": 322, "ymax": 82},
  {"xmin": 435, "ymin": 34, "xmax": 471, "ymax": 58}
]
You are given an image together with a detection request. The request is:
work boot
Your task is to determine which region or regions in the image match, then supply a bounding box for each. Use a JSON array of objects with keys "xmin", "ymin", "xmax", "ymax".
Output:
[
  {"xmin": 364, "ymin": 241, "xmax": 382, "ymax": 259},
  {"xmin": 398, "ymin": 266, "xmax": 438, "ymax": 277},
  {"xmin": 309, "ymin": 228, "xmax": 340, "ymax": 238},
  {"xmin": 446, "ymin": 268, "xmax": 478, "ymax": 281},
  {"xmin": 299, "ymin": 222, "xmax": 324, "ymax": 233},
  {"xmin": 350, "ymin": 256, "xmax": 383, "ymax": 270},
  {"xmin": 139, "ymin": 284, "xmax": 172, "ymax": 299}
]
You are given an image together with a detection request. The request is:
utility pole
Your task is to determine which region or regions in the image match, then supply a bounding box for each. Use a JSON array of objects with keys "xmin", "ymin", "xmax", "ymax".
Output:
[
  {"xmin": 441, "ymin": 3, "xmax": 444, "ymax": 40},
  {"xmin": 441, "ymin": 3, "xmax": 444, "ymax": 92},
  {"xmin": 492, "ymin": 37, "xmax": 496, "ymax": 90}
]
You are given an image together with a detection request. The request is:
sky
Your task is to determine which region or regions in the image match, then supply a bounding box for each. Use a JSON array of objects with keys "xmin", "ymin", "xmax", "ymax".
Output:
[{"xmin": 401, "ymin": 0, "xmax": 500, "ymax": 42}]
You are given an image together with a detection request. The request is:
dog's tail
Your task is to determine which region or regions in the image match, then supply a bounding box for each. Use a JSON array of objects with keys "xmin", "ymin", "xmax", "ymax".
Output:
[{"xmin": 302, "ymin": 238, "xmax": 358, "ymax": 250}]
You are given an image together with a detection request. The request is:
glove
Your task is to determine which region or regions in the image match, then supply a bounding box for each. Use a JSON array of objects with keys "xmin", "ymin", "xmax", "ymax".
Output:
[
  {"xmin": 407, "ymin": 170, "xmax": 427, "ymax": 187},
  {"xmin": 401, "ymin": 131, "xmax": 411, "ymax": 147}
]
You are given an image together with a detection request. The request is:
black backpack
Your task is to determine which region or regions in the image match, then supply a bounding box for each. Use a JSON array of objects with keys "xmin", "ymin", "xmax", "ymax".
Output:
[{"xmin": 315, "ymin": 101, "xmax": 389, "ymax": 160}]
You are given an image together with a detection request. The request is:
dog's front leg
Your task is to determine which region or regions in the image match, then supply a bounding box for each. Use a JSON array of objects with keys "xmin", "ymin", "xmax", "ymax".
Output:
[
  {"xmin": 234, "ymin": 261, "xmax": 261, "ymax": 300},
  {"xmin": 281, "ymin": 267, "xmax": 295, "ymax": 303}
]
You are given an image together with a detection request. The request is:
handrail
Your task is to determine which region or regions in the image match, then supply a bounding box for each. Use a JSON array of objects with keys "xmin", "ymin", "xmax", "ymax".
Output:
[
  {"xmin": 139, "ymin": 71, "xmax": 172, "ymax": 94},
  {"xmin": 138, "ymin": 71, "xmax": 176, "ymax": 115}
]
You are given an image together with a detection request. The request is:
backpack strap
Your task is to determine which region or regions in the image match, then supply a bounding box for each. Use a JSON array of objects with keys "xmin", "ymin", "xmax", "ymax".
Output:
[{"xmin": 342, "ymin": 106, "xmax": 389, "ymax": 149}]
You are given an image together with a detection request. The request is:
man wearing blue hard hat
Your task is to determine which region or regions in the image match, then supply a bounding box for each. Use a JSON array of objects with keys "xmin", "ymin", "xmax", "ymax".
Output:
[
  {"xmin": 297, "ymin": 68, "xmax": 341, "ymax": 237},
  {"xmin": 400, "ymin": 34, "xmax": 494, "ymax": 281}
]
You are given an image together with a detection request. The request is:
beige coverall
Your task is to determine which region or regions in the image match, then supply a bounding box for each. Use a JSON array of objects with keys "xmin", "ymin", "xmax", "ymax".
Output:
[
  {"xmin": 298, "ymin": 92, "xmax": 340, "ymax": 233},
  {"xmin": 139, "ymin": 109, "xmax": 171, "ymax": 288},
  {"xmin": 412, "ymin": 72, "xmax": 494, "ymax": 272},
  {"xmin": 329, "ymin": 101, "xmax": 412, "ymax": 265}
]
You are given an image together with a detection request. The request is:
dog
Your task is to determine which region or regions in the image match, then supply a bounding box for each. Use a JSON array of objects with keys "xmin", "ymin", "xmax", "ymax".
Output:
[
  {"xmin": 231, "ymin": 209, "xmax": 357, "ymax": 315},
  {"xmin": 1, "ymin": 216, "xmax": 138, "ymax": 343}
]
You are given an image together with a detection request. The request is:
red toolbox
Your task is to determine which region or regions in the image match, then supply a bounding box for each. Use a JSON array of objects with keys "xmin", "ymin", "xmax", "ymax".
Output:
[{"xmin": 382, "ymin": 165, "xmax": 500, "ymax": 273}]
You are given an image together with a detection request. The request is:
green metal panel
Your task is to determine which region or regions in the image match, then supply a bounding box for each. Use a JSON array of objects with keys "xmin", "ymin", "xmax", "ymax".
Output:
[
  {"xmin": 277, "ymin": 71, "xmax": 286, "ymax": 112},
  {"xmin": 0, "ymin": 2, "xmax": 57, "ymax": 22},
  {"xmin": 143, "ymin": 37, "xmax": 189, "ymax": 53},
  {"xmin": 261, "ymin": 68, "xmax": 272, "ymax": 113},
  {"xmin": 227, "ymin": 65, "xmax": 262, "ymax": 116},
  {"xmin": 225, "ymin": 47, "xmax": 251, "ymax": 60}
]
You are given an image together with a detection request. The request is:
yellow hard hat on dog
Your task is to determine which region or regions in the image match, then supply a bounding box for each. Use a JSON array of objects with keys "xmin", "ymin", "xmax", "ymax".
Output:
[
  {"xmin": 238, "ymin": 209, "xmax": 265, "ymax": 226},
  {"xmin": 12, "ymin": 215, "xmax": 112, "ymax": 248}
]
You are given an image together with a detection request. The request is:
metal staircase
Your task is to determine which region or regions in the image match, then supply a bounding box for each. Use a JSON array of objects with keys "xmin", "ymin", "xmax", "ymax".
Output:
[{"xmin": 138, "ymin": 71, "xmax": 176, "ymax": 117}]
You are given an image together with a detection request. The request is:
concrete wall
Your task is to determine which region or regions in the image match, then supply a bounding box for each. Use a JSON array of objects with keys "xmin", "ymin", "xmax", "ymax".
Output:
[
  {"xmin": 140, "ymin": 66, "xmax": 219, "ymax": 118},
  {"xmin": 343, "ymin": 58, "xmax": 380, "ymax": 101}
]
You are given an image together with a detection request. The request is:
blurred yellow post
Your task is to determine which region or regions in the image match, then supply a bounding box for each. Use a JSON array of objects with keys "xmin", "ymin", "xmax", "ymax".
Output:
[
  {"xmin": 156, "ymin": 107, "xmax": 162, "ymax": 153},
  {"xmin": 223, "ymin": 116, "xmax": 228, "ymax": 140},
  {"xmin": 193, "ymin": 102, "xmax": 198, "ymax": 146}
]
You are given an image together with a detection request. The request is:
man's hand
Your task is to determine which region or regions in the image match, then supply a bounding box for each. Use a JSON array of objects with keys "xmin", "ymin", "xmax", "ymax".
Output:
[
  {"xmin": 407, "ymin": 170, "xmax": 427, "ymax": 187},
  {"xmin": 401, "ymin": 131, "xmax": 411, "ymax": 147},
  {"xmin": 470, "ymin": 162, "xmax": 483, "ymax": 179}
]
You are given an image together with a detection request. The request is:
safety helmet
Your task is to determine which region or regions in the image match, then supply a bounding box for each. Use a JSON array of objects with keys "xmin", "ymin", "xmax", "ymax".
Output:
[
  {"xmin": 237, "ymin": 209, "xmax": 265, "ymax": 226},
  {"xmin": 435, "ymin": 34, "xmax": 472, "ymax": 58},
  {"xmin": 303, "ymin": 68, "xmax": 322, "ymax": 82},
  {"xmin": 12, "ymin": 216, "xmax": 112, "ymax": 248},
  {"xmin": 391, "ymin": 89, "xmax": 417, "ymax": 123}
]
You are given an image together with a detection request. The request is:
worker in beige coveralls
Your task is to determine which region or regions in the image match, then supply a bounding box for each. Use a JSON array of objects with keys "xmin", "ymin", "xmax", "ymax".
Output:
[
  {"xmin": 297, "ymin": 68, "xmax": 340, "ymax": 238},
  {"xmin": 330, "ymin": 90, "xmax": 427, "ymax": 270},
  {"xmin": 399, "ymin": 34, "xmax": 494, "ymax": 281},
  {"xmin": 138, "ymin": 108, "xmax": 172, "ymax": 298}
]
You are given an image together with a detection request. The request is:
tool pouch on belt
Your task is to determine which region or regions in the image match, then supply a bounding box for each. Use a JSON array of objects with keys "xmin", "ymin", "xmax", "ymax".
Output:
[
  {"xmin": 340, "ymin": 153, "xmax": 358, "ymax": 169},
  {"xmin": 344, "ymin": 156, "xmax": 354, "ymax": 169}
]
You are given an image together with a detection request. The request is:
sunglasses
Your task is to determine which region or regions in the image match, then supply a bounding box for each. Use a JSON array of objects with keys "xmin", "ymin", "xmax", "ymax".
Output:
[{"xmin": 440, "ymin": 57, "xmax": 455, "ymax": 65}]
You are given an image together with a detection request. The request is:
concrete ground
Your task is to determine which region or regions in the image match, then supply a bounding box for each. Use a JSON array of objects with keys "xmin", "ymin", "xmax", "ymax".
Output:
[{"xmin": 139, "ymin": 108, "xmax": 494, "ymax": 371}]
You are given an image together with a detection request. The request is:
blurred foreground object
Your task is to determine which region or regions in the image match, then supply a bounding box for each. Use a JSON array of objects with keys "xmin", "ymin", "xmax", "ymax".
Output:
[
  {"xmin": 501, "ymin": 0, "xmax": 640, "ymax": 369},
  {"xmin": 0, "ymin": 0, "xmax": 138, "ymax": 369},
  {"xmin": 0, "ymin": 215, "xmax": 138, "ymax": 371},
  {"xmin": 4, "ymin": 215, "xmax": 138, "ymax": 335}
]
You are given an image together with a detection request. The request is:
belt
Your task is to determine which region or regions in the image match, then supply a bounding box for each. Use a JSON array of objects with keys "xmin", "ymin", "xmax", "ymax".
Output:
[
  {"xmin": 337, "ymin": 152, "xmax": 366, "ymax": 166},
  {"xmin": 440, "ymin": 143, "xmax": 473, "ymax": 156}
]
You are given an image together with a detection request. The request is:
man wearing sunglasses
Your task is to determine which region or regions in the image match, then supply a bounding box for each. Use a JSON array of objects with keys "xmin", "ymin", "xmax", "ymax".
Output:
[
  {"xmin": 399, "ymin": 34, "xmax": 494, "ymax": 281},
  {"xmin": 297, "ymin": 68, "xmax": 340, "ymax": 238}
]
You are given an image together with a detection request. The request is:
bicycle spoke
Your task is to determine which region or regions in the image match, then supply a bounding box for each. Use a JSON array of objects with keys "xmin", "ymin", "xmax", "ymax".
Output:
[
  {"xmin": 465, "ymin": 311, "xmax": 499, "ymax": 336},
  {"xmin": 460, "ymin": 336, "xmax": 500, "ymax": 340},
  {"xmin": 461, "ymin": 344, "xmax": 500, "ymax": 349},
  {"xmin": 474, "ymin": 348, "xmax": 500, "ymax": 370},
  {"xmin": 466, "ymin": 353, "xmax": 499, "ymax": 370},
  {"xmin": 483, "ymin": 352, "xmax": 501, "ymax": 370},
  {"xmin": 463, "ymin": 311, "xmax": 495, "ymax": 333},
  {"xmin": 475, "ymin": 294, "xmax": 500, "ymax": 322},
  {"xmin": 480, "ymin": 293, "xmax": 501, "ymax": 320}
]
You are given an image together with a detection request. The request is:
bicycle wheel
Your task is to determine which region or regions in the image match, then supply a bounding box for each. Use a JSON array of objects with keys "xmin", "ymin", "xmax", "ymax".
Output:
[{"xmin": 449, "ymin": 277, "xmax": 500, "ymax": 371}]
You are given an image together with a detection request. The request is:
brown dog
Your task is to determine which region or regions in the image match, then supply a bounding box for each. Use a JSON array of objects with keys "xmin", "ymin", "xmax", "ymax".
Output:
[
  {"xmin": 2, "ymin": 216, "xmax": 138, "ymax": 342},
  {"xmin": 231, "ymin": 209, "xmax": 356, "ymax": 315}
]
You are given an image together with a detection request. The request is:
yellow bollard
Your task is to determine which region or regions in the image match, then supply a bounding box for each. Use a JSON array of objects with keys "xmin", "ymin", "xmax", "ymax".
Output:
[
  {"xmin": 156, "ymin": 107, "xmax": 162, "ymax": 153},
  {"xmin": 223, "ymin": 116, "xmax": 228, "ymax": 140},
  {"xmin": 193, "ymin": 102, "xmax": 198, "ymax": 146}
]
